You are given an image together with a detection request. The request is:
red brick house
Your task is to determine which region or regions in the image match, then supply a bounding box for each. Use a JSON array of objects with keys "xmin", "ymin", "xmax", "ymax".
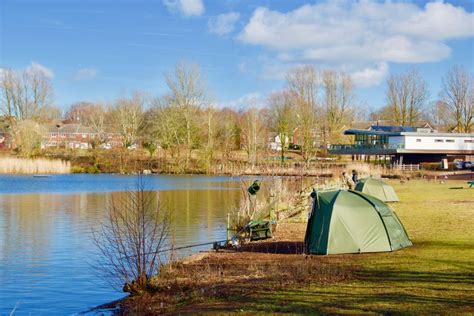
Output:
[{"xmin": 42, "ymin": 123, "xmax": 123, "ymax": 149}]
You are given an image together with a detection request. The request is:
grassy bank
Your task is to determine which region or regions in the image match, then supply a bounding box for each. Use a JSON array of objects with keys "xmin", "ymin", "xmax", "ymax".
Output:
[{"xmin": 119, "ymin": 179, "xmax": 474, "ymax": 314}]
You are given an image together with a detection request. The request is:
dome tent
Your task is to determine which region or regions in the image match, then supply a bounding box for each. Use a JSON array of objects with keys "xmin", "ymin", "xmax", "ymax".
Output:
[
  {"xmin": 304, "ymin": 190, "xmax": 411, "ymax": 255},
  {"xmin": 354, "ymin": 177, "xmax": 399, "ymax": 202}
]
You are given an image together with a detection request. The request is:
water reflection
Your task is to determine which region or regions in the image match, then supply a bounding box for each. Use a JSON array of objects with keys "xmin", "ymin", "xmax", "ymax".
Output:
[{"xmin": 0, "ymin": 187, "xmax": 240, "ymax": 315}]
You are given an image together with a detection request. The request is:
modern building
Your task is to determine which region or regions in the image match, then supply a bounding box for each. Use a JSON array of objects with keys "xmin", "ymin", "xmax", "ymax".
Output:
[{"xmin": 329, "ymin": 125, "xmax": 474, "ymax": 164}]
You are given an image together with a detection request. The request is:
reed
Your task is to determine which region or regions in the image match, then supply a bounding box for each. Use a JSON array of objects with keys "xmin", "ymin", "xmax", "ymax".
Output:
[{"xmin": 0, "ymin": 157, "xmax": 71, "ymax": 174}]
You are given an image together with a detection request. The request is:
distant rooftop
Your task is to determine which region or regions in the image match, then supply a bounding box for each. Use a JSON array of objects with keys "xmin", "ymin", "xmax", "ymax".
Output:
[
  {"xmin": 369, "ymin": 125, "xmax": 417, "ymax": 133},
  {"xmin": 345, "ymin": 125, "xmax": 429, "ymax": 136}
]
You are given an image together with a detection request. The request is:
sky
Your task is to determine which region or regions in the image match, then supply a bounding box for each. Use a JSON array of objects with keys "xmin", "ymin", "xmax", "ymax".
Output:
[{"xmin": 1, "ymin": 0, "xmax": 473, "ymax": 112}]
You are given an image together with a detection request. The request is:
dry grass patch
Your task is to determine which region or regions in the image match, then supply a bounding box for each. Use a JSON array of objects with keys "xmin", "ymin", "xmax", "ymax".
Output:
[
  {"xmin": 120, "ymin": 248, "xmax": 353, "ymax": 314},
  {"xmin": 0, "ymin": 157, "xmax": 70, "ymax": 174}
]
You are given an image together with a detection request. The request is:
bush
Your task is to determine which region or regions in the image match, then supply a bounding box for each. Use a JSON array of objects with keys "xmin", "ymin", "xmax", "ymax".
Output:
[
  {"xmin": 92, "ymin": 176, "xmax": 170, "ymax": 294},
  {"xmin": 420, "ymin": 162, "xmax": 456, "ymax": 171},
  {"xmin": 86, "ymin": 165, "xmax": 100, "ymax": 174},
  {"xmin": 71, "ymin": 166, "xmax": 85, "ymax": 173}
]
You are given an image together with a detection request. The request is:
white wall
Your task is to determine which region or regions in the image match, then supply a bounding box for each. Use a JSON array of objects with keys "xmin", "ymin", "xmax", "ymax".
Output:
[{"xmin": 389, "ymin": 135, "xmax": 474, "ymax": 151}]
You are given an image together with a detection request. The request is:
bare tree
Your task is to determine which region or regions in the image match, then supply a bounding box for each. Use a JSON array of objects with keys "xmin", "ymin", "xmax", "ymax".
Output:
[
  {"xmin": 150, "ymin": 96, "xmax": 187, "ymax": 162},
  {"xmin": 369, "ymin": 105, "xmax": 392, "ymax": 122},
  {"xmin": 112, "ymin": 92, "xmax": 145, "ymax": 148},
  {"xmin": 441, "ymin": 65, "xmax": 473, "ymax": 132},
  {"xmin": 286, "ymin": 65, "xmax": 319, "ymax": 161},
  {"xmin": 268, "ymin": 90, "xmax": 295, "ymax": 163},
  {"xmin": 215, "ymin": 108, "xmax": 239, "ymax": 163},
  {"xmin": 0, "ymin": 65, "xmax": 54, "ymax": 122},
  {"xmin": 66, "ymin": 102, "xmax": 109, "ymax": 147},
  {"xmin": 0, "ymin": 69, "xmax": 17, "ymax": 123},
  {"xmin": 386, "ymin": 68, "xmax": 428, "ymax": 126},
  {"xmin": 323, "ymin": 71, "xmax": 354, "ymax": 145},
  {"xmin": 165, "ymin": 63, "xmax": 208, "ymax": 167},
  {"xmin": 36, "ymin": 105, "xmax": 62, "ymax": 123},
  {"xmin": 240, "ymin": 107, "xmax": 265, "ymax": 166},
  {"xmin": 286, "ymin": 65, "xmax": 318, "ymax": 109},
  {"xmin": 201, "ymin": 105, "xmax": 216, "ymax": 173},
  {"xmin": 27, "ymin": 64, "xmax": 54, "ymax": 118},
  {"xmin": 425, "ymin": 101, "xmax": 453, "ymax": 131},
  {"xmin": 93, "ymin": 176, "xmax": 170, "ymax": 294}
]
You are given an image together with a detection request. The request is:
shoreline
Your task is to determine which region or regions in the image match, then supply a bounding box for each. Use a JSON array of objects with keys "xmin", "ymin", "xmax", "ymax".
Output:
[
  {"xmin": 100, "ymin": 179, "xmax": 474, "ymax": 314},
  {"xmin": 1, "ymin": 170, "xmax": 473, "ymax": 180}
]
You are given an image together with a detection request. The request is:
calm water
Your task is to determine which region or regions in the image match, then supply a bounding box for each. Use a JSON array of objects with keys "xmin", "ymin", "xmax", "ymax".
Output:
[{"xmin": 0, "ymin": 175, "xmax": 243, "ymax": 315}]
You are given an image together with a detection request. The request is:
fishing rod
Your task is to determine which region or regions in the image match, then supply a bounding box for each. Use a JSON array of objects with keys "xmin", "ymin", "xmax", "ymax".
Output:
[
  {"xmin": 118, "ymin": 180, "xmax": 263, "ymax": 260},
  {"xmin": 118, "ymin": 231, "xmax": 248, "ymax": 260},
  {"xmin": 118, "ymin": 217, "xmax": 255, "ymax": 260}
]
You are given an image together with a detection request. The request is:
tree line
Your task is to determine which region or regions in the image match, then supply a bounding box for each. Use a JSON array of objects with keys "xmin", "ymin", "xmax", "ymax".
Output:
[{"xmin": 1, "ymin": 63, "xmax": 473, "ymax": 162}]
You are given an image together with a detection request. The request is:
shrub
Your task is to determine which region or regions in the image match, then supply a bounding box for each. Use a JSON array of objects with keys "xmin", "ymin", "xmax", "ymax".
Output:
[
  {"xmin": 92, "ymin": 176, "xmax": 170, "ymax": 294},
  {"xmin": 86, "ymin": 165, "xmax": 100, "ymax": 174},
  {"xmin": 71, "ymin": 166, "xmax": 85, "ymax": 173}
]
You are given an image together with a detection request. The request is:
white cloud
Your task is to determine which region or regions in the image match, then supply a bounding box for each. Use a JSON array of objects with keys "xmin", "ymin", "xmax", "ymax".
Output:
[
  {"xmin": 208, "ymin": 12, "xmax": 240, "ymax": 36},
  {"xmin": 26, "ymin": 62, "xmax": 54, "ymax": 78},
  {"xmin": 163, "ymin": 0, "xmax": 204, "ymax": 17},
  {"xmin": 219, "ymin": 92, "xmax": 265, "ymax": 109},
  {"xmin": 350, "ymin": 62, "xmax": 389, "ymax": 88},
  {"xmin": 74, "ymin": 67, "xmax": 97, "ymax": 80},
  {"xmin": 238, "ymin": 1, "xmax": 474, "ymax": 86}
]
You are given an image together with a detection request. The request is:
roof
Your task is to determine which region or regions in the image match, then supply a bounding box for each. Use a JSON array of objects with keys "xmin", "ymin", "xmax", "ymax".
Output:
[
  {"xmin": 344, "ymin": 128, "xmax": 402, "ymax": 136},
  {"xmin": 349, "ymin": 120, "xmax": 434, "ymax": 130},
  {"xmin": 370, "ymin": 125, "xmax": 417, "ymax": 133},
  {"xmin": 45, "ymin": 123, "xmax": 95, "ymax": 134},
  {"xmin": 344, "ymin": 125, "xmax": 421, "ymax": 136}
]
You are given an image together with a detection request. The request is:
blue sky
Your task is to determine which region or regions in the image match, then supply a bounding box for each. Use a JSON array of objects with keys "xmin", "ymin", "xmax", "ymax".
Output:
[{"xmin": 1, "ymin": 0, "xmax": 473, "ymax": 111}]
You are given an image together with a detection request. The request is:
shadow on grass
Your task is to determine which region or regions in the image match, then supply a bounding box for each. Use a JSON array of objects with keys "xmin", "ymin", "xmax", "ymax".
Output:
[
  {"xmin": 355, "ymin": 269, "xmax": 474, "ymax": 286},
  {"xmin": 414, "ymin": 240, "xmax": 474, "ymax": 250},
  {"xmin": 176, "ymin": 279, "xmax": 474, "ymax": 314},
  {"xmin": 252, "ymin": 286, "xmax": 474, "ymax": 314},
  {"xmin": 240, "ymin": 241, "xmax": 304, "ymax": 254}
]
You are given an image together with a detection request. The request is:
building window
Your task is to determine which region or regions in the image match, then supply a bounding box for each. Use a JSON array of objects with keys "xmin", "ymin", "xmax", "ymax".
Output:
[
  {"xmin": 416, "ymin": 139, "xmax": 422, "ymax": 142},
  {"xmin": 445, "ymin": 139, "xmax": 455, "ymax": 143},
  {"xmin": 434, "ymin": 139, "xmax": 444, "ymax": 143},
  {"xmin": 465, "ymin": 140, "xmax": 473, "ymax": 143}
]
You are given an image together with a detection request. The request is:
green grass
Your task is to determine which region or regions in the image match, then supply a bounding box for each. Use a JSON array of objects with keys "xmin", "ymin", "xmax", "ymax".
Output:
[{"xmin": 189, "ymin": 180, "xmax": 474, "ymax": 314}]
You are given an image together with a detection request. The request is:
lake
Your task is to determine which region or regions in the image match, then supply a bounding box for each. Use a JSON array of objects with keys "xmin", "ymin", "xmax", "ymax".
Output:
[{"xmin": 0, "ymin": 174, "xmax": 245, "ymax": 315}]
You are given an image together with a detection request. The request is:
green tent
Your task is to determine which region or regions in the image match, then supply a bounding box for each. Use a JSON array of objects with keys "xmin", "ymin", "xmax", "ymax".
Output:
[
  {"xmin": 354, "ymin": 177, "xmax": 399, "ymax": 202},
  {"xmin": 304, "ymin": 190, "xmax": 412, "ymax": 255}
]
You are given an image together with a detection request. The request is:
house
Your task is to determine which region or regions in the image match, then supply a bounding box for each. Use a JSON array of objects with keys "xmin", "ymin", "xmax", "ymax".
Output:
[
  {"xmin": 329, "ymin": 125, "xmax": 474, "ymax": 164},
  {"xmin": 268, "ymin": 134, "xmax": 289, "ymax": 151},
  {"xmin": 0, "ymin": 116, "xmax": 14, "ymax": 149},
  {"xmin": 0, "ymin": 130, "xmax": 8, "ymax": 149},
  {"xmin": 42, "ymin": 123, "xmax": 123, "ymax": 149}
]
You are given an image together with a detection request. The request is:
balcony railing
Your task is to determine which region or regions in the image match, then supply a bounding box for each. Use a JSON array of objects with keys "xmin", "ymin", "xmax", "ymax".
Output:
[{"xmin": 329, "ymin": 143, "xmax": 405, "ymax": 151}]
